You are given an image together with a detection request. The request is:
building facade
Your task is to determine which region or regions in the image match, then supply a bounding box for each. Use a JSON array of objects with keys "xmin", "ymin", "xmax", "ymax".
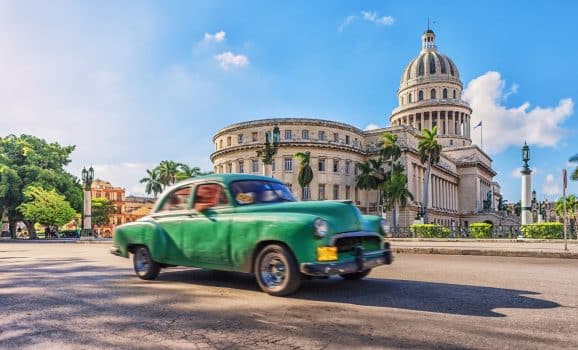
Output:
[
  {"xmin": 210, "ymin": 30, "xmax": 516, "ymax": 229},
  {"xmin": 91, "ymin": 180, "xmax": 154, "ymax": 237}
]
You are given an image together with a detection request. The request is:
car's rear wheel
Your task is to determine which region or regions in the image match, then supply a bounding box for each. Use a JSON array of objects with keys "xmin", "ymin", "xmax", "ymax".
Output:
[
  {"xmin": 133, "ymin": 246, "xmax": 161, "ymax": 280},
  {"xmin": 255, "ymin": 244, "xmax": 301, "ymax": 296},
  {"xmin": 339, "ymin": 269, "xmax": 372, "ymax": 280}
]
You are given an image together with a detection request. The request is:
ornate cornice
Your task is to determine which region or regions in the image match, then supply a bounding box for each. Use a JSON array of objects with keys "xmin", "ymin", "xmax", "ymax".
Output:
[{"xmin": 212, "ymin": 118, "xmax": 364, "ymax": 141}]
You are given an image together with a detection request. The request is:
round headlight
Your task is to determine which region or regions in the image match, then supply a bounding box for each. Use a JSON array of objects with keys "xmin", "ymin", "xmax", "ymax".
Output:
[
  {"xmin": 380, "ymin": 219, "xmax": 389, "ymax": 234},
  {"xmin": 313, "ymin": 218, "xmax": 328, "ymax": 238}
]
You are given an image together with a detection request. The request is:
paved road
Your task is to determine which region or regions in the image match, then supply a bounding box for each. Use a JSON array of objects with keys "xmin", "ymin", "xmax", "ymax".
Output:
[{"xmin": 1, "ymin": 244, "xmax": 576, "ymax": 349}]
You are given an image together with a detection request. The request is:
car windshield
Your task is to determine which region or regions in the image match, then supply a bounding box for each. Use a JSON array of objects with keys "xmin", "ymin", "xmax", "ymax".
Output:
[{"xmin": 230, "ymin": 180, "xmax": 296, "ymax": 205}]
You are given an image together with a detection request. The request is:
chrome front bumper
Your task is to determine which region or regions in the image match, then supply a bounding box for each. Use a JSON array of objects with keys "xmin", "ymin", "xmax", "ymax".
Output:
[{"xmin": 300, "ymin": 245, "xmax": 393, "ymax": 276}]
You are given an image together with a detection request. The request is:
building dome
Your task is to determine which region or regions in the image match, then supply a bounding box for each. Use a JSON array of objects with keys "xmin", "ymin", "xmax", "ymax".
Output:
[
  {"xmin": 399, "ymin": 30, "xmax": 460, "ymax": 88},
  {"xmin": 390, "ymin": 29, "xmax": 472, "ymax": 149}
]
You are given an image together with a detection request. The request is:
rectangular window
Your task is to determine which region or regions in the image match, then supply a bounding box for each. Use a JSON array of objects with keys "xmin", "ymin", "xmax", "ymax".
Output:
[
  {"xmin": 345, "ymin": 135, "xmax": 350, "ymax": 144},
  {"xmin": 318, "ymin": 131, "xmax": 325, "ymax": 141},
  {"xmin": 345, "ymin": 160, "xmax": 350, "ymax": 174},
  {"xmin": 238, "ymin": 134, "xmax": 244, "ymax": 144},
  {"xmin": 251, "ymin": 159, "xmax": 259, "ymax": 173},
  {"xmin": 252, "ymin": 132, "xmax": 258, "ymax": 142},
  {"xmin": 302, "ymin": 130, "xmax": 309, "ymax": 139},
  {"xmin": 284, "ymin": 130, "xmax": 292, "ymax": 140},
  {"xmin": 238, "ymin": 161, "xmax": 244, "ymax": 173},
  {"xmin": 284, "ymin": 157, "xmax": 293, "ymax": 171},
  {"xmin": 227, "ymin": 136, "xmax": 231, "ymax": 146},
  {"xmin": 303, "ymin": 185, "xmax": 310, "ymax": 200},
  {"xmin": 318, "ymin": 158, "xmax": 326, "ymax": 172},
  {"xmin": 333, "ymin": 185, "xmax": 339, "ymax": 199},
  {"xmin": 333, "ymin": 133, "xmax": 339, "ymax": 142},
  {"xmin": 345, "ymin": 185, "xmax": 351, "ymax": 199},
  {"xmin": 354, "ymin": 163, "xmax": 358, "ymax": 176},
  {"xmin": 226, "ymin": 163, "xmax": 232, "ymax": 173},
  {"xmin": 271, "ymin": 160, "xmax": 276, "ymax": 172},
  {"xmin": 219, "ymin": 139, "xmax": 223, "ymax": 149},
  {"xmin": 333, "ymin": 159, "xmax": 339, "ymax": 173},
  {"xmin": 286, "ymin": 183, "xmax": 293, "ymax": 192},
  {"xmin": 318, "ymin": 184, "xmax": 326, "ymax": 200}
]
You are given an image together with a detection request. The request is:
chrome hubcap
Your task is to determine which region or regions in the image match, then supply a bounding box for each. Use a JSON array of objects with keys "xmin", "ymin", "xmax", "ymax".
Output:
[
  {"xmin": 135, "ymin": 249, "xmax": 151, "ymax": 273},
  {"xmin": 260, "ymin": 254, "xmax": 286, "ymax": 289}
]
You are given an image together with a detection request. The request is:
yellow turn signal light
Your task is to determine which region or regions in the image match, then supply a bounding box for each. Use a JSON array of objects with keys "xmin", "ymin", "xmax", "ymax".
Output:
[{"xmin": 317, "ymin": 246, "xmax": 338, "ymax": 261}]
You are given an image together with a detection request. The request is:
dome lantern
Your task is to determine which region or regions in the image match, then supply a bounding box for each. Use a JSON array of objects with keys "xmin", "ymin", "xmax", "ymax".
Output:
[{"xmin": 422, "ymin": 29, "xmax": 436, "ymax": 51}]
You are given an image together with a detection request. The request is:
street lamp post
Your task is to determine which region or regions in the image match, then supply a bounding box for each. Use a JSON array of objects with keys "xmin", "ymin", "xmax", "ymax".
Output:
[
  {"xmin": 520, "ymin": 142, "xmax": 533, "ymax": 225},
  {"xmin": 81, "ymin": 166, "xmax": 95, "ymax": 239},
  {"xmin": 256, "ymin": 126, "xmax": 280, "ymax": 177}
]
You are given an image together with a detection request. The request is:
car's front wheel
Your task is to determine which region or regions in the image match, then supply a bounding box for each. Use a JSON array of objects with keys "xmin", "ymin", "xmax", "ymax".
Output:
[
  {"xmin": 339, "ymin": 269, "xmax": 372, "ymax": 280},
  {"xmin": 255, "ymin": 244, "xmax": 301, "ymax": 296},
  {"xmin": 133, "ymin": 246, "xmax": 161, "ymax": 280}
]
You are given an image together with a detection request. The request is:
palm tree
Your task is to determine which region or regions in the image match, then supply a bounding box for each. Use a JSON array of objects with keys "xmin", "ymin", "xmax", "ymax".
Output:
[
  {"xmin": 294, "ymin": 152, "xmax": 313, "ymax": 200},
  {"xmin": 382, "ymin": 163, "xmax": 414, "ymax": 234},
  {"xmin": 176, "ymin": 164, "xmax": 202, "ymax": 181},
  {"xmin": 157, "ymin": 160, "xmax": 182, "ymax": 188},
  {"xmin": 140, "ymin": 168, "xmax": 163, "ymax": 198},
  {"xmin": 368, "ymin": 158, "xmax": 386, "ymax": 213},
  {"xmin": 555, "ymin": 194, "xmax": 578, "ymax": 225},
  {"xmin": 355, "ymin": 161, "xmax": 378, "ymax": 213},
  {"xmin": 417, "ymin": 126, "xmax": 442, "ymax": 224},
  {"xmin": 380, "ymin": 132, "xmax": 401, "ymax": 166},
  {"xmin": 570, "ymin": 154, "xmax": 578, "ymax": 181}
]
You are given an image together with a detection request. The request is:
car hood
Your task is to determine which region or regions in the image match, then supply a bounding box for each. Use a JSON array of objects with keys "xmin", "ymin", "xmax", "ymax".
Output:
[{"xmin": 235, "ymin": 200, "xmax": 366, "ymax": 233}]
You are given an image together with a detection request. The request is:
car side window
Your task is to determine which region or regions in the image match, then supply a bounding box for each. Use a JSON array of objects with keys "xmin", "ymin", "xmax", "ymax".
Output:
[
  {"xmin": 194, "ymin": 184, "xmax": 228, "ymax": 211},
  {"xmin": 160, "ymin": 186, "xmax": 192, "ymax": 211}
]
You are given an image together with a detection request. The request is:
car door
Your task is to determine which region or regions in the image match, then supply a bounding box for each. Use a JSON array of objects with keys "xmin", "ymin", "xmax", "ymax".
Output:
[
  {"xmin": 150, "ymin": 185, "xmax": 193, "ymax": 265},
  {"xmin": 181, "ymin": 182, "xmax": 232, "ymax": 268}
]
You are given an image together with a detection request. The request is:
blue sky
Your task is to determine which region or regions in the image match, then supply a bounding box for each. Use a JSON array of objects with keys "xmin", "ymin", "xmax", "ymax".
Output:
[{"xmin": 1, "ymin": 0, "xmax": 577, "ymax": 202}]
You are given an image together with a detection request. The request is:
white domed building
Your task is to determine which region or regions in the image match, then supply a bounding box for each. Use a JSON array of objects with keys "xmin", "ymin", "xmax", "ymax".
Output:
[{"xmin": 211, "ymin": 30, "xmax": 513, "ymax": 230}]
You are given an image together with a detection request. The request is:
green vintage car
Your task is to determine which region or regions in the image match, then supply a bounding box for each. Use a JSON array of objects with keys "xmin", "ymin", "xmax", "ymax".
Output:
[{"xmin": 111, "ymin": 174, "xmax": 392, "ymax": 296}]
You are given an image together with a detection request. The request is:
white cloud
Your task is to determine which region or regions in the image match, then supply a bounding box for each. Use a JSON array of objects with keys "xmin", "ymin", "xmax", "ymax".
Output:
[
  {"xmin": 214, "ymin": 51, "xmax": 249, "ymax": 70},
  {"xmin": 339, "ymin": 11, "xmax": 394, "ymax": 31},
  {"xmin": 338, "ymin": 15, "xmax": 356, "ymax": 32},
  {"xmin": 511, "ymin": 167, "xmax": 540, "ymax": 178},
  {"xmin": 364, "ymin": 123, "xmax": 380, "ymax": 131},
  {"xmin": 543, "ymin": 174, "xmax": 561, "ymax": 196},
  {"xmin": 204, "ymin": 30, "xmax": 226, "ymax": 43},
  {"xmin": 463, "ymin": 71, "xmax": 574, "ymax": 155},
  {"xmin": 361, "ymin": 11, "xmax": 395, "ymax": 26}
]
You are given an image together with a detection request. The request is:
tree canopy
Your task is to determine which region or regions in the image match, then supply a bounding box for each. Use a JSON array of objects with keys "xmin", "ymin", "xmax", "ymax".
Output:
[
  {"xmin": 92, "ymin": 197, "xmax": 117, "ymax": 226},
  {"xmin": 140, "ymin": 161, "xmax": 212, "ymax": 197},
  {"xmin": 18, "ymin": 186, "xmax": 76, "ymax": 228},
  {"xmin": 0, "ymin": 135, "xmax": 82, "ymax": 237}
]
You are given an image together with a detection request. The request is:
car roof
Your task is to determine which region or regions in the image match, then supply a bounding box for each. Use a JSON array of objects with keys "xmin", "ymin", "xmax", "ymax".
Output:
[{"xmin": 168, "ymin": 173, "xmax": 284, "ymax": 189}]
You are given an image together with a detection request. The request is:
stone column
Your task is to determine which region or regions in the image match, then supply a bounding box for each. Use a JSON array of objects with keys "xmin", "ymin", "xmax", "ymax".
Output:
[
  {"xmin": 521, "ymin": 167, "xmax": 533, "ymax": 225},
  {"xmin": 82, "ymin": 189, "xmax": 92, "ymax": 237}
]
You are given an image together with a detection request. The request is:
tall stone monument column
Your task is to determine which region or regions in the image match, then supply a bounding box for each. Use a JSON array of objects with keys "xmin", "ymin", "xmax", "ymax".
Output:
[{"xmin": 520, "ymin": 142, "xmax": 533, "ymax": 225}]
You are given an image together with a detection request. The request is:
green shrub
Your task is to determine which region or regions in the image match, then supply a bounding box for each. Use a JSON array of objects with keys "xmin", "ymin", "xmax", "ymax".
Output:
[
  {"xmin": 520, "ymin": 222, "xmax": 563, "ymax": 239},
  {"xmin": 469, "ymin": 223, "xmax": 492, "ymax": 238},
  {"xmin": 410, "ymin": 224, "xmax": 451, "ymax": 238}
]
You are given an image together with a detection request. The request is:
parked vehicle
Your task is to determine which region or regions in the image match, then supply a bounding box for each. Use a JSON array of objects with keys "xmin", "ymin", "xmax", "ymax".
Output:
[{"xmin": 111, "ymin": 174, "xmax": 392, "ymax": 296}]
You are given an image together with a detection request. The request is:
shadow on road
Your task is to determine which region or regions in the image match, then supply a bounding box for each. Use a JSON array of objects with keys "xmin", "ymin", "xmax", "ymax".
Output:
[{"xmin": 159, "ymin": 268, "xmax": 559, "ymax": 317}]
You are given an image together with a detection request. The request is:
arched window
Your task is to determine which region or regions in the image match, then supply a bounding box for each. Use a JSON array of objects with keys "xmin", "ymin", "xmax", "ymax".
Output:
[
  {"xmin": 430, "ymin": 89, "xmax": 436, "ymax": 99},
  {"xmin": 443, "ymin": 88, "xmax": 448, "ymax": 99},
  {"xmin": 453, "ymin": 90, "xmax": 457, "ymax": 99},
  {"xmin": 418, "ymin": 90, "xmax": 424, "ymax": 101},
  {"xmin": 408, "ymin": 93, "xmax": 412, "ymax": 103}
]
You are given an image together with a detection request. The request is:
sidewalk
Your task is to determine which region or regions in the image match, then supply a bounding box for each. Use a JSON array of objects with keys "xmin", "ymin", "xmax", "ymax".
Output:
[
  {"xmin": 389, "ymin": 238, "xmax": 578, "ymax": 259},
  {"xmin": 3, "ymin": 237, "xmax": 578, "ymax": 259}
]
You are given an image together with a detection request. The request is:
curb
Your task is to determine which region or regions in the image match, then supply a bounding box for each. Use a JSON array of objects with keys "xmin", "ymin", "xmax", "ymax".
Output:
[
  {"xmin": 388, "ymin": 238, "xmax": 578, "ymax": 244},
  {"xmin": 392, "ymin": 247, "xmax": 578, "ymax": 259}
]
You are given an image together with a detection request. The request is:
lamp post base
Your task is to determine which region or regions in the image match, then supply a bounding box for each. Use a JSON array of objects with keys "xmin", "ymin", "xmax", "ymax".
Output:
[{"xmin": 79, "ymin": 229, "xmax": 94, "ymax": 241}]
